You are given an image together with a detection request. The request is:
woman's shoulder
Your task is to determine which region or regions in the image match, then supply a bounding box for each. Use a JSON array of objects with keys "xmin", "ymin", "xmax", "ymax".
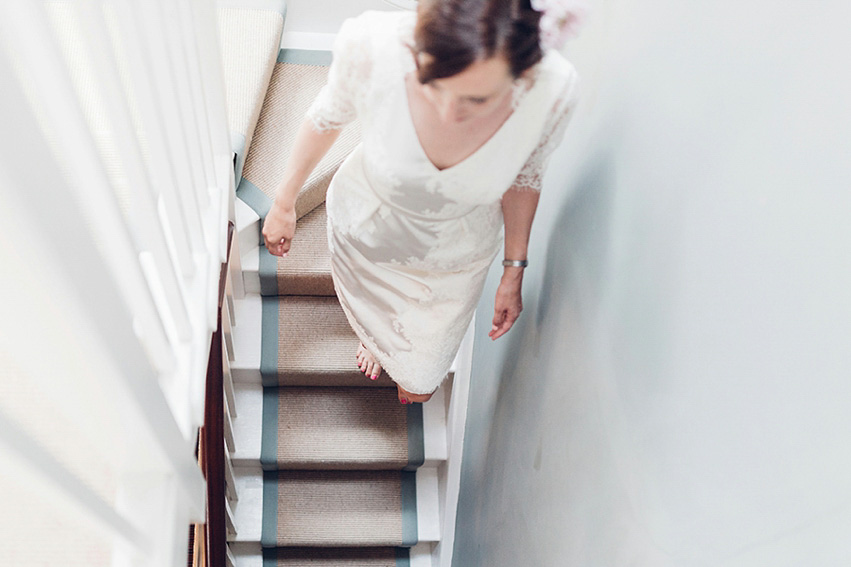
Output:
[
  {"xmin": 525, "ymin": 50, "xmax": 580, "ymax": 116},
  {"xmin": 332, "ymin": 11, "xmax": 415, "ymax": 87},
  {"xmin": 537, "ymin": 50, "xmax": 579, "ymax": 93}
]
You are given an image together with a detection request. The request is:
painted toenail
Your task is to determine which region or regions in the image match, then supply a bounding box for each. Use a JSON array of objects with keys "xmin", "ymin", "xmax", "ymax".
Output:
[
  {"xmin": 401, "ymin": 398, "xmax": 408, "ymax": 404},
  {"xmin": 370, "ymin": 375, "xmax": 378, "ymax": 380}
]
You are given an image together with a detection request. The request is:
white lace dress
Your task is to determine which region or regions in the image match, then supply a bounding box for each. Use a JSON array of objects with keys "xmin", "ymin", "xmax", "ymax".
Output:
[{"xmin": 306, "ymin": 11, "xmax": 579, "ymax": 395}]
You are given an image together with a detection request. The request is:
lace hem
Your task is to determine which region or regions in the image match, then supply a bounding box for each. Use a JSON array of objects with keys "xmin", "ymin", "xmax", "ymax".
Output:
[
  {"xmin": 306, "ymin": 92, "xmax": 352, "ymax": 132},
  {"xmin": 507, "ymin": 182, "xmax": 544, "ymax": 193}
]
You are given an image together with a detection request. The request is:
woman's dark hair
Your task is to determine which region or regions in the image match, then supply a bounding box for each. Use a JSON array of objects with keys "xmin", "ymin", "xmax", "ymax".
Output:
[{"xmin": 412, "ymin": 0, "xmax": 543, "ymax": 83}]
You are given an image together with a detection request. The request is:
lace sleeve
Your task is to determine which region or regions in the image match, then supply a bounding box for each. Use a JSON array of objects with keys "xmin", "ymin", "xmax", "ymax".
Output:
[
  {"xmin": 511, "ymin": 78, "xmax": 580, "ymax": 192},
  {"xmin": 305, "ymin": 17, "xmax": 373, "ymax": 131}
]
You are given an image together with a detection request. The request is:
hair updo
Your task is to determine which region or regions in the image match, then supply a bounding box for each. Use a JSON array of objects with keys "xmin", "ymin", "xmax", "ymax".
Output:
[{"xmin": 412, "ymin": 0, "xmax": 544, "ymax": 83}]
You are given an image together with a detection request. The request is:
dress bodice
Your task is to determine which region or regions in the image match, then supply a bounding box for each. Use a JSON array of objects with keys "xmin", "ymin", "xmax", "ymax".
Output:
[
  {"xmin": 309, "ymin": 11, "xmax": 581, "ymax": 394},
  {"xmin": 307, "ymin": 10, "xmax": 580, "ymax": 216}
]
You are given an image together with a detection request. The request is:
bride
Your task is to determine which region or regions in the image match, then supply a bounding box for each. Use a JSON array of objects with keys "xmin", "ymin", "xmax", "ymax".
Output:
[{"xmin": 262, "ymin": 0, "xmax": 582, "ymax": 404}]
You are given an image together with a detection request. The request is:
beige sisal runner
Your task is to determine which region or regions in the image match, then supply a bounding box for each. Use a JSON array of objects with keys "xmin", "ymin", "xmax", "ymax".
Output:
[
  {"xmin": 277, "ymin": 203, "xmax": 335, "ymax": 296},
  {"xmin": 273, "ymin": 387, "xmax": 409, "ymax": 470},
  {"xmin": 241, "ymin": 61, "xmax": 361, "ymax": 221},
  {"xmin": 273, "ymin": 296, "xmax": 393, "ymax": 386},
  {"xmin": 271, "ymin": 471, "xmax": 405, "ymax": 547}
]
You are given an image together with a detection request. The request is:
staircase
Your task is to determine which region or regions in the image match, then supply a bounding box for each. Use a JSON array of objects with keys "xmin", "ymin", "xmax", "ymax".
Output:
[{"xmin": 220, "ymin": 6, "xmax": 448, "ymax": 566}]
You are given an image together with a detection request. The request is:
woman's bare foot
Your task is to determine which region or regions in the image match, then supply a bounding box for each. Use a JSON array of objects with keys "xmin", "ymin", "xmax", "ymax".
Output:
[
  {"xmin": 354, "ymin": 343, "xmax": 434, "ymax": 404},
  {"xmin": 356, "ymin": 343, "xmax": 382, "ymax": 381},
  {"xmin": 396, "ymin": 383, "xmax": 434, "ymax": 405}
]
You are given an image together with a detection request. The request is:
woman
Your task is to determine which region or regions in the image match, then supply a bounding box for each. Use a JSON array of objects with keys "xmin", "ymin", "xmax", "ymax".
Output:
[{"xmin": 262, "ymin": 0, "xmax": 581, "ymax": 404}]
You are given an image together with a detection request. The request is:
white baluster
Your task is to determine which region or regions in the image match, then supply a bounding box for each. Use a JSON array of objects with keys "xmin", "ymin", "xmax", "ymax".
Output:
[
  {"xmin": 0, "ymin": 54, "xmax": 206, "ymax": 522},
  {"xmin": 76, "ymin": 0, "xmax": 195, "ymax": 341},
  {"xmin": 101, "ymin": 0, "xmax": 198, "ymax": 282},
  {"xmin": 156, "ymin": 0, "xmax": 211, "ymax": 214},
  {"xmin": 130, "ymin": 0, "xmax": 208, "ymax": 257},
  {"xmin": 1, "ymin": 0, "xmax": 179, "ymax": 371}
]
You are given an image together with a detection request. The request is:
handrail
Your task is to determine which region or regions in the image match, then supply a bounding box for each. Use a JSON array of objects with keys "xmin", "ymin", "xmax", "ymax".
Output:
[{"xmin": 199, "ymin": 222, "xmax": 236, "ymax": 567}]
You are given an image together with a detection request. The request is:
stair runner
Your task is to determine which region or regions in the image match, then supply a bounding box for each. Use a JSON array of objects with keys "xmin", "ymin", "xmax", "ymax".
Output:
[{"xmin": 239, "ymin": 49, "xmax": 422, "ymax": 566}]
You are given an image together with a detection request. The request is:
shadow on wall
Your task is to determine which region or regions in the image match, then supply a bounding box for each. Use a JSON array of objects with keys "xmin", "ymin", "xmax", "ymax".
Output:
[
  {"xmin": 454, "ymin": 147, "xmax": 669, "ymax": 566},
  {"xmin": 536, "ymin": 150, "xmax": 614, "ymax": 333},
  {"xmin": 486, "ymin": 149, "xmax": 619, "ymax": 444}
]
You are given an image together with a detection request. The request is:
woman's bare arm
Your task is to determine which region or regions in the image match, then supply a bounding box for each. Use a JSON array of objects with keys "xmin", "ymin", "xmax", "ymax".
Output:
[
  {"xmin": 489, "ymin": 186, "xmax": 540, "ymax": 340},
  {"xmin": 262, "ymin": 119, "xmax": 342, "ymax": 256}
]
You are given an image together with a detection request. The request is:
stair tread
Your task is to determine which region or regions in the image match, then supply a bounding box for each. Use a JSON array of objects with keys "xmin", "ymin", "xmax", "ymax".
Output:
[
  {"xmin": 262, "ymin": 296, "xmax": 394, "ymax": 387},
  {"xmin": 238, "ymin": 55, "xmax": 361, "ymax": 222},
  {"xmin": 277, "ymin": 203, "xmax": 334, "ymax": 296},
  {"xmin": 261, "ymin": 387, "xmax": 423, "ymax": 471},
  {"xmin": 263, "ymin": 471, "xmax": 418, "ymax": 548}
]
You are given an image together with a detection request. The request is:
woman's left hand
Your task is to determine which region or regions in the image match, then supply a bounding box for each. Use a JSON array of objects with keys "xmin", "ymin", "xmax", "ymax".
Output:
[{"xmin": 489, "ymin": 268, "xmax": 524, "ymax": 340}]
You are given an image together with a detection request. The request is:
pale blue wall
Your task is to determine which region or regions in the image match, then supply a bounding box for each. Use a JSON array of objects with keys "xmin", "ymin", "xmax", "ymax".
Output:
[{"xmin": 453, "ymin": 1, "xmax": 851, "ymax": 565}]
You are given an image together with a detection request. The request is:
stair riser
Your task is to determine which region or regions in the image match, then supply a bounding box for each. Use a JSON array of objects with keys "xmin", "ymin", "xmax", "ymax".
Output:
[{"xmin": 229, "ymin": 540, "xmax": 436, "ymax": 567}]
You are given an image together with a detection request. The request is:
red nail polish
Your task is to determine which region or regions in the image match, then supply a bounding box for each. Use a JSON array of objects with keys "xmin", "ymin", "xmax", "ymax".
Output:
[
  {"xmin": 401, "ymin": 398, "xmax": 408, "ymax": 404},
  {"xmin": 370, "ymin": 375, "xmax": 378, "ymax": 380}
]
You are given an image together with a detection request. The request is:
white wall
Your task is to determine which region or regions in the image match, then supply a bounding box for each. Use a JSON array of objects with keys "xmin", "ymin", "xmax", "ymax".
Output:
[
  {"xmin": 453, "ymin": 1, "xmax": 851, "ymax": 565},
  {"xmin": 281, "ymin": 0, "xmax": 397, "ymax": 34}
]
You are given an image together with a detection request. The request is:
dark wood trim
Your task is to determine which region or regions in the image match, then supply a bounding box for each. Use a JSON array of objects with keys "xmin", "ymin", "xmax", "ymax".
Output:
[{"xmin": 202, "ymin": 223, "xmax": 235, "ymax": 567}]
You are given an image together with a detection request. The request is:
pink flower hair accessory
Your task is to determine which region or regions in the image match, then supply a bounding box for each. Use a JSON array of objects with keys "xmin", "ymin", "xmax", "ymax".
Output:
[{"xmin": 530, "ymin": 0, "xmax": 587, "ymax": 50}]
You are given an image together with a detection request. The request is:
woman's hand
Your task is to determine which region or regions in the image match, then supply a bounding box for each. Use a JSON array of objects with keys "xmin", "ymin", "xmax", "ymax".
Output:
[
  {"xmin": 262, "ymin": 202, "xmax": 297, "ymax": 257},
  {"xmin": 489, "ymin": 267, "xmax": 524, "ymax": 340},
  {"xmin": 263, "ymin": 119, "xmax": 343, "ymax": 257}
]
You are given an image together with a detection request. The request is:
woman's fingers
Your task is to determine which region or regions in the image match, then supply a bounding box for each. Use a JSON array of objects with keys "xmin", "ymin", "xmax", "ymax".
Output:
[
  {"xmin": 263, "ymin": 229, "xmax": 287, "ymax": 256},
  {"xmin": 489, "ymin": 308, "xmax": 505, "ymax": 339},
  {"xmin": 265, "ymin": 233, "xmax": 292, "ymax": 257},
  {"xmin": 489, "ymin": 304, "xmax": 521, "ymax": 340},
  {"xmin": 490, "ymin": 278, "xmax": 523, "ymax": 340},
  {"xmin": 489, "ymin": 314, "xmax": 511, "ymax": 340},
  {"xmin": 278, "ymin": 237, "xmax": 291, "ymax": 257},
  {"xmin": 262, "ymin": 204, "xmax": 297, "ymax": 257}
]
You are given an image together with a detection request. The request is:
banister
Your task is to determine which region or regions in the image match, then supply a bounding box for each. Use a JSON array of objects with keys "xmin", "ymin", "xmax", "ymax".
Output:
[{"xmin": 201, "ymin": 222, "xmax": 236, "ymax": 567}]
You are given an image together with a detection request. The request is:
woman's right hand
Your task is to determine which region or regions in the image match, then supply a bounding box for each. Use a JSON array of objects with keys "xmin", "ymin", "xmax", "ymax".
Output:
[{"xmin": 262, "ymin": 202, "xmax": 297, "ymax": 257}]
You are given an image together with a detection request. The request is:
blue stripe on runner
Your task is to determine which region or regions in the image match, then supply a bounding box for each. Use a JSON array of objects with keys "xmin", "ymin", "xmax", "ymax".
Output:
[
  {"xmin": 262, "ymin": 547, "xmax": 276, "ymax": 567},
  {"xmin": 232, "ymin": 133, "xmax": 247, "ymax": 187},
  {"xmin": 395, "ymin": 547, "xmax": 411, "ymax": 567},
  {"xmin": 260, "ymin": 387, "xmax": 279, "ymax": 471},
  {"xmin": 260, "ymin": 297, "xmax": 279, "ymax": 387},
  {"xmin": 261, "ymin": 471, "xmax": 278, "ymax": 548},
  {"xmin": 277, "ymin": 48, "xmax": 332, "ymax": 66},
  {"xmin": 404, "ymin": 402, "xmax": 424, "ymax": 471},
  {"xmin": 259, "ymin": 247, "xmax": 279, "ymax": 296},
  {"xmin": 235, "ymin": 177, "xmax": 272, "ymax": 221},
  {"xmin": 400, "ymin": 471, "xmax": 419, "ymax": 547}
]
